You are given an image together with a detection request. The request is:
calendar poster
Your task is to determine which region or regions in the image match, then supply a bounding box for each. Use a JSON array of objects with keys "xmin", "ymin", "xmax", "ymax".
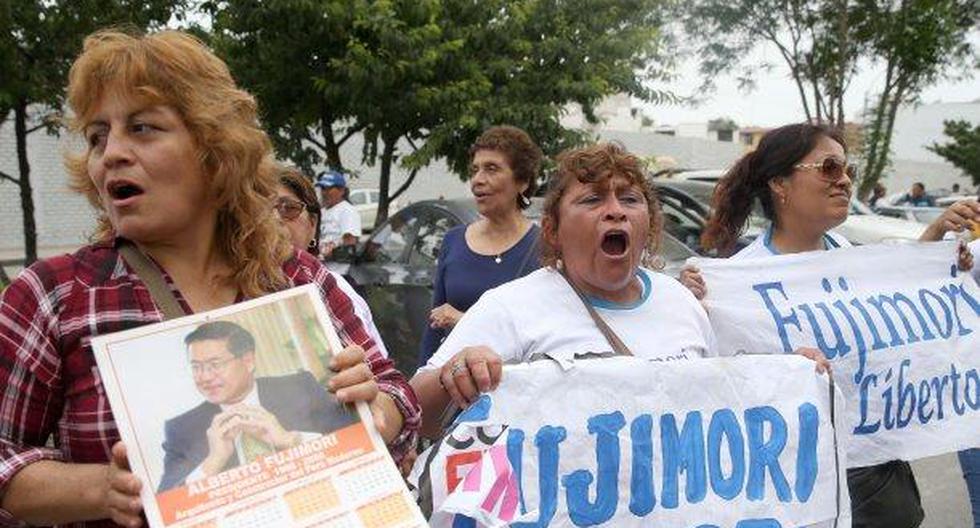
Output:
[{"xmin": 93, "ymin": 284, "xmax": 426, "ymax": 528}]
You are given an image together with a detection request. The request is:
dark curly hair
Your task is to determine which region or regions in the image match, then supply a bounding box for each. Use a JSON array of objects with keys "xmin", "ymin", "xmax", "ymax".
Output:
[
  {"xmin": 540, "ymin": 142, "xmax": 663, "ymax": 269},
  {"xmin": 469, "ymin": 125, "xmax": 543, "ymax": 210},
  {"xmin": 702, "ymin": 123, "xmax": 847, "ymax": 255}
]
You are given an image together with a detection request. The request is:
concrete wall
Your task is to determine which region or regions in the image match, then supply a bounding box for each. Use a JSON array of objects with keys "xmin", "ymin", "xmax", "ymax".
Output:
[{"xmin": 0, "ymin": 120, "xmax": 96, "ymax": 258}]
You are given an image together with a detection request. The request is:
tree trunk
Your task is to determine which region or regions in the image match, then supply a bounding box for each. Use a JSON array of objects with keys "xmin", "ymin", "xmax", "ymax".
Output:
[
  {"xmin": 870, "ymin": 83, "xmax": 905, "ymax": 191},
  {"xmin": 319, "ymin": 107, "xmax": 344, "ymax": 171},
  {"xmin": 790, "ymin": 65, "xmax": 814, "ymax": 123},
  {"xmin": 859, "ymin": 60, "xmax": 895, "ymax": 199},
  {"xmin": 14, "ymin": 101, "xmax": 38, "ymax": 265},
  {"xmin": 375, "ymin": 135, "xmax": 396, "ymax": 228},
  {"xmin": 832, "ymin": 0, "xmax": 848, "ymax": 128},
  {"xmin": 390, "ymin": 168, "xmax": 419, "ymax": 202}
]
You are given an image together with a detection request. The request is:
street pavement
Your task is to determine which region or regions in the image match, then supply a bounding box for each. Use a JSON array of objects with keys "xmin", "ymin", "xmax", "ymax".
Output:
[{"xmin": 916, "ymin": 453, "xmax": 973, "ymax": 528}]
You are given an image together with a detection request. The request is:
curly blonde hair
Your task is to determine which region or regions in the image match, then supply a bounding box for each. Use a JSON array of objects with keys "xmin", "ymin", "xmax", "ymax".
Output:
[
  {"xmin": 64, "ymin": 29, "xmax": 292, "ymax": 298},
  {"xmin": 540, "ymin": 142, "xmax": 663, "ymax": 269}
]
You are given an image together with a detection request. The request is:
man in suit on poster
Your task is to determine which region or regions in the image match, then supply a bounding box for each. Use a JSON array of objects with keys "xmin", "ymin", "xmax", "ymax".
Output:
[{"xmin": 157, "ymin": 320, "xmax": 357, "ymax": 492}]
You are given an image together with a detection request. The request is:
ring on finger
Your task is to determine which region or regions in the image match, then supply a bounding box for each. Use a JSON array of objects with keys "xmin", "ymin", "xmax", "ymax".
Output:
[{"xmin": 450, "ymin": 361, "xmax": 465, "ymax": 376}]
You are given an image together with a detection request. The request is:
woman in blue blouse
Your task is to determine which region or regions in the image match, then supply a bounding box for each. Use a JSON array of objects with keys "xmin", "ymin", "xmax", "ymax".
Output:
[{"xmin": 418, "ymin": 126, "xmax": 543, "ymax": 366}]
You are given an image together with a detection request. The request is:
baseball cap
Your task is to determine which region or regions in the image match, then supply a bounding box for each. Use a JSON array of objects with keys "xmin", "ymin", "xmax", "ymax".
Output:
[{"xmin": 314, "ymin": 169, "xmax": 347, "ymax": 189}]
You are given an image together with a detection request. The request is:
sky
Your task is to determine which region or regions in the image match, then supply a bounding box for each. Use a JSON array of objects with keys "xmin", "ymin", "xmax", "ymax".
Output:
[{"xmin": 643, "ymin": 34, "xmax": 980, "ymax": 128}]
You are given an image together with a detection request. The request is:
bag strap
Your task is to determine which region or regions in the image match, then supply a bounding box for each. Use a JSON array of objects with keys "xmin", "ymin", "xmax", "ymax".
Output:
[
  {"xmin": 118, "ymin": 242, "xmax": 187, "ymax": 321},
  {"xmin": 828, "ymin": 372, "xmax": 841, "ymax": 528},
  {"xmin": 558, "ymin": 266, "xmax": 634, "ymax": 357}
]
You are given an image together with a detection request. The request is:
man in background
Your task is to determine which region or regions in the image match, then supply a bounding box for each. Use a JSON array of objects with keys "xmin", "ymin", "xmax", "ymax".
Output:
[
  {"xmin": 896, "ymin": 182, "xmax": 936, "ymax": 207},
  {"xmin": 316, "ymin": 169, "xmax": 362, "ymax": 260}
]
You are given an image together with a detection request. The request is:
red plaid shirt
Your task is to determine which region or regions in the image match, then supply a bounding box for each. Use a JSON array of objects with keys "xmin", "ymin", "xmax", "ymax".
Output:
[{"xmin": 0, "ymin": 240, "xmax": 419, "ymax": 527}]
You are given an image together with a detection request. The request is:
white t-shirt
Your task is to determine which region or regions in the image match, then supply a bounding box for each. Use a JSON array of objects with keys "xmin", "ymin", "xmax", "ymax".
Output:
[
  {"xmin": 320, "ymin": 200, "xmax": 362, "ymax": 245},
  {"xmin": 421, "ymin": 267, "xmax": 716, "ymax": 371},
  {"xmin": 733, "ymin": 227, "xmax": 851, "ymax": 259},
  {"xmin": 329, "ymin": 271, "xmax": 388, "ymax": 358}
]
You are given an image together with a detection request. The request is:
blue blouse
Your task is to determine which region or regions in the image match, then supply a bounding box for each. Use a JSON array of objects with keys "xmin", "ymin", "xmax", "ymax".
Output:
[{"xmin": 418, "ymin": 224, "xmax": 541, "ymax": 366}]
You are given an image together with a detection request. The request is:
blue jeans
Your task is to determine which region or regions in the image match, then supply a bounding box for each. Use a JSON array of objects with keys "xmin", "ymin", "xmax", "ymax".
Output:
[{"xmin": 961, "ymin": 448, "xmax": 980, "ymax": 528}]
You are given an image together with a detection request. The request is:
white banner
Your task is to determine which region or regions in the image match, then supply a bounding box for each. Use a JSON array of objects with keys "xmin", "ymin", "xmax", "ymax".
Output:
[
  {"xmin": 693, "ymin": 241, "xmax": 980, "ymax": 468},
  {"xmin": 410, "ymin": 356, "xmax": 850, "ymax": 528}
]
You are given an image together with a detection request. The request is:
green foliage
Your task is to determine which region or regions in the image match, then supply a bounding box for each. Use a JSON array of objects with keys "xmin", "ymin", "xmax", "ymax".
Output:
[
  {"xmin": 418, "ymin": 0, "xmax": 669, "ymax": 180},
  {"xmin": 857, "ymin": 0, "xmax": 977, "ymax": 198},
  {"xmin": 0, "ymin": 0, "xmax": 180, "ymax": 124},
  {"xmin": 929, "ymin": 120, "xmax": 980, "ymax": 186},
  {"xmin": 207, "ymin": 0, "xmax": 671, "ymax": 224},
  {"xmin": 678, "ymin": 0, "xmax": 859, "ymax": 126},
  {"xmin": 679, "ymin": 0, "xmax": 977, "ymax": 199}
]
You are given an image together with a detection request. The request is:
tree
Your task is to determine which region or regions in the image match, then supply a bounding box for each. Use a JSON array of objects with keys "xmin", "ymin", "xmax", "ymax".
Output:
[
  {"xmin": 0, "ymin": 1, "xmax": 181, "ymax": 264},
  {"xmin": 678, "ymin": 0, "xmax": 860, "ymax": 127},
  {"xmin": 679, "ymin": 0, "xmax": 978, "ymax": 200},
  {"xmin": 928, "ymin": 119, "xmax": 980, "ymax": 186},
  {"xmin": 208, "ymin": 0, "xmax": 671, "ymax": 227},
  {"xmin": 205, "ymin": 0, "xmax": 361, "ymax": 173},
  {"xmin": 417, "ymin": 0, "xmax": 671, "ymax": 190},
  {"xmin": 855, "ymin": 0, "xmax": 977, "ymax": 198}
]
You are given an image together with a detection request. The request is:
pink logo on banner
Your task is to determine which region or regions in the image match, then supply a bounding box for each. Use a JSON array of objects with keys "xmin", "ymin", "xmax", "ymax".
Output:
[
  {"xmin": 459, "ymin": 445, "xmax": 519, "ymax": 521},
  {"xmin": 445, "ymin": 450, "xmax": 482, "ymax": 493}
]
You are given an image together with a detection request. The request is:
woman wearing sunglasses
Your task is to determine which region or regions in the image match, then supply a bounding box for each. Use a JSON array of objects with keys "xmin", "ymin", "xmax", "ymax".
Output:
[
  {"xmin": 681, "ymin": 122, "xmax": 980, "ymax": 528},
  {"xmin": 274, "ymin": 166, "xmax": 389, "ymax": 359}
]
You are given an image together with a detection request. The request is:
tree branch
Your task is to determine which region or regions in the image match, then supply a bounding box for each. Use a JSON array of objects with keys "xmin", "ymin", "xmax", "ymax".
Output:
[
  {"xmin": 0, "ymin": 170, "xmax": 19, "ymax": 184},
  {"xmin": 338, "ymin": 124, "xmax": 366, "ymax": 147},
  {"xmin": 390, "ymin": 168, "xmax": 420, "ymax": 202},
  {"xmin": 302, "ymin": 131, "xmax": 327, "ymax": 152},
  {"xmin": 25, "ymin": 122, "xmax": 47, "ymax": 135}
]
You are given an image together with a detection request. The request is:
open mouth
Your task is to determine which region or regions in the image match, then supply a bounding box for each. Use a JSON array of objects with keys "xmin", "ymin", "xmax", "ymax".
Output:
[
  {"xmin": 107, "ymin": 180, "xmax": 145, "ymax": 202},
  {"xmin": 601, "ymin": 230, "xmax": 629, "ymax": 257}
]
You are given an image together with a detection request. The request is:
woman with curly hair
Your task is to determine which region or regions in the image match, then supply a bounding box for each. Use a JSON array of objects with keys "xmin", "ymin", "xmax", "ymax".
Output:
[
  {"xmin": 0, "ymin": 30, "xmax": 419, "ymax": 527},
  {"xmin": 411, "ymin": 142, "xmax": 720, "ymax": 438}
]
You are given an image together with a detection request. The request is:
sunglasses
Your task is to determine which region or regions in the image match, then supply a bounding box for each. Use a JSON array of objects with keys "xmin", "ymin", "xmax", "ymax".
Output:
[
  {"xmin": 273, "ymin": 198, "xmax": 309, "ymax": 221},
  {"xmin": 792, "ymin": 157, "xmax": 857, "ymax": 182}
]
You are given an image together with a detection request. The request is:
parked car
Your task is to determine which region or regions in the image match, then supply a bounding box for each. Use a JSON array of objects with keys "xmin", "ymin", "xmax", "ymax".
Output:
[
  {"xmin": 344, "ymin": 198, "xmax": 696, "ymax": 375},
  {"xmin": 874, "ymin": 204, "xmax": 946, "ymax": 225},
  {"xmin": 348, "ymin": 188, "xmax": 399, "ymax": 232},
  {"xmin": 652, "ymin": 178, "xmax": 762, "ymax": 254},
  {"xmin": 835, "ymin": 200, "xmax": 924, "ymax": 243}
]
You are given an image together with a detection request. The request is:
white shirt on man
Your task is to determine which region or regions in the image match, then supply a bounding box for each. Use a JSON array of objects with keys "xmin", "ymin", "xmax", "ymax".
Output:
[
  {"xmin": 421, "ymin": 267, "xmax": 717, "ymax": 371},
  {"xmin": 320, "ymin": 200, "xmax": 361, "ymax": 245}
]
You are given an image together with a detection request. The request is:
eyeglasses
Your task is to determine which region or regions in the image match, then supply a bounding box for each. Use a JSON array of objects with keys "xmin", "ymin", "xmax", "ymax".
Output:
[
  {"xmin": 793, "ymin": 157, "xmax": 857, "ymax": 182},
  {"xmin": 190, "ymin": 357, "xmax": 240, "ymax": 376},
  {"xmin": 274, "ymin": 198, "xmax": 308, "ymax": 221}
]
